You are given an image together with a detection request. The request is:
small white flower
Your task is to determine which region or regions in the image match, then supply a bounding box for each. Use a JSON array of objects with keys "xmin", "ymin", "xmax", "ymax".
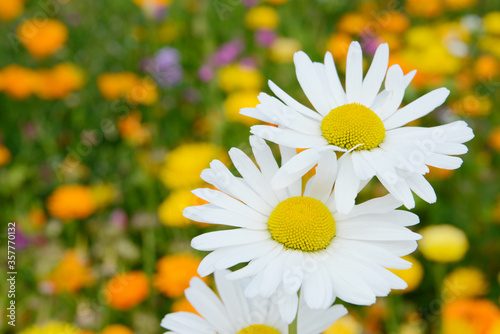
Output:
[
  {"xmin": 161, "ymin": 270, "xmax": 347, "ymax": 334},
  {"xmin": 185, "ymin": 136, "xmax": 421, "ymax": 323},
  {"xmin": 242, "ymin": 41, "xmax": 474, "ymax": 213}
]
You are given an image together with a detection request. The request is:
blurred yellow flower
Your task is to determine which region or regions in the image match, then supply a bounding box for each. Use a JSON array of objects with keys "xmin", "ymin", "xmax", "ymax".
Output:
[
  {"xmin": 405, "ymin": 0, "xmax": 443, "ymax": 18},
  {"xmin": 154, "ymin": 253, "xmax": 208, "ymax": 298},
  {"xmin": 35, "ymin": 63, "xmax": 85, "ymax": 100},
  {"xmin": 245, "ymin": 6, "xmax": 279, "ymax": 30},
  {"xmin": 443, "ymin": 299, "xmax": 500, "ymax": 334},
  {"xmin": 326, "ymin": 33, "xmax": 352, "ymax": 61},
  {"xmin": 418, "ymin": 225, "xmax": 469, "ymax": 263},
  {"xmin": 443, "ymin": 267, "xmax": 489, "ymax": 299},
  {"xmin": 19, "ymin": 321, "xmax": 79, "ymax": 334},
  {"xmin": 324, "ymin": 314, "xmax": 362, "ymax": 334},
  {"xmin": 117, "ymin": 111, "xmax": 151, "ymax": 146},
  {"xmin": 268, "ymin": 37, "xmax": 302, "ymax": 64},
  {"xmin": 91, "ymin": 183, "xmax": 117, "ymax": 209},
  {"xmin": 224, "ymin": 90, "xmax": 260, "ymax": 125},
  {"xmin": 484, "ymin": 12, "xmax": 500, "ymax": 35},
  {"xmin": 389, "ymin": 255, "xmax": 424, "ymax": 293},
  {"xmin": 47, "ymin": 184, "xmax": 97, "ymax": 221},
  {"xmin": 101, "ymin": 324, "xmax": 135, "ymax": 334},
  {"xmin": 45, "ymin": 251, "xmax": 94, "ymax": 294},
  {"xmin": 104, "ymin": 271, "xmax": 150, "ymax": 311},
  {"xmin": 159, "ymin": 142, "xmax": 229, "ymax": 189},
  {"xmin": 158, "ymin": 189, "xmax": 193, "ymax": 227},
  {"xmin": 488, "ymin": 127, "xmax": 500, "ymax": 152},
  {"xmin": 0, "ymin": 65, "xmax": 37, "ymax": 99},
  {"xmin": 17, "ymin": 19, "xmax": 68, "ymax": 58},
  {"xmin": 219, "ymin": 64, "xmax": 263, "ymax": 92},
  {"xmin": 0, "ymin": 0, "xmax": 24, "ymax": 21},
  {"xmin": 0, "ymin": 144, "xmax": 11, "ymax": 166}
]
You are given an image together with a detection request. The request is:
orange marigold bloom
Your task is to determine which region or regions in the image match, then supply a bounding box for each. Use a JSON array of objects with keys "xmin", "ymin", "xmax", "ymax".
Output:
[
  {"xmin": 45, "ymin": 251, "xmax": 94, "ymax": 294},
  {"xmin": 475, "ymin": 55, "xmax": 499, "ymax": 79},
  {"xmin": 117, "ymin": 111, "xmax": 151, "ymax": 145},
  {"xmin": 0, "ymin": 0, "xmax": 24, "ymax": 21},
  {"xmin": 427, "ymin": 166, "xmax": 455, "ymax": 180},
  {"xmin": 488, "ymin": 127, "xmax": 500, "ymax": 152},
  {"xmin": 104, "ymin": 271, "xmax": 150, "ymax": 311},
  {"xmin": 171, "ymin": 297, "xmax": 199, "ymax": 315},
  {"xmin": 0, "ymin": 65, "xmax": 38, "ymax": 99},
  {"xmin": 47, "ymin": 185, "xmax": 96, "ymax": 221},
  {"xmin": 154, "ymin": 254, "xmax": 208, "ymax": 298},
  {"xmin": 337, "ymin": 12, "xmax": 369, "ymax": 35},
  {"xmin": 35, "ymin": 63, "xmax": 85, "ymax": 100},
  {"xmin": 100, "ymin": 324, "xmax": 134, "ymax": 334},
  {"xmin": 326, "ymin": 33, "xmax": 353, "ymax": 62},
  {"xmin": 443, "ymin": 299, "xmax": 500, "ymax": 334},
  {"xmin": 17, "ymin": 19, "xmax": 68, "ymax": 58},
  {"xmin": 0, "ymin": 144, "xmax": 12, "ymax": 166},
  {"xmin": 405, "ymin": 0, "xmax": 444, "ymax": 18},
  {"xmin": 97, "ymin": 72, "xmax": 158, "ymax": 105}
]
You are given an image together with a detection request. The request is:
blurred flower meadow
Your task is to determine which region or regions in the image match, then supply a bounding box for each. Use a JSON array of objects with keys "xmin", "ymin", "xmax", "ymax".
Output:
[{"xmin": 1, "ymin": 0, "xmax": 500, "ymax": 333}]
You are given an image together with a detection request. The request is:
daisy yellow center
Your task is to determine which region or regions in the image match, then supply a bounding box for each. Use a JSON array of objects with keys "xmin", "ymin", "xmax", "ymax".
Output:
[
  {"xmin": 267, "ymin": 196, "xmax": 335, "ymax": 252},
  {"xmin": 237, "ymin": 324, "xmax": 281, "ymax": 334},
  {"xmin": 321, "ymin": 103, "xmax": 385, "ymax": 151}
]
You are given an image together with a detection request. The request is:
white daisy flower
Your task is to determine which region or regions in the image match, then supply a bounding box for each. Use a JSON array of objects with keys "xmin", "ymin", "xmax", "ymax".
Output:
[
  {"xmin": 241, "ymin": 41, "xmax": 474, "ymax": 213},
  {"xmin": 161, "ymin": 270, "xmax": 347, "ymax": 334},
  {"xmin": 184, "ymin": 136, "xmax": 421, "ymax": 323}
]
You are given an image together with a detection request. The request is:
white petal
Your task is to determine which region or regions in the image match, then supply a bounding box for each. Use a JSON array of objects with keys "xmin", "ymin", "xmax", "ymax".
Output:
[
  {"xmin": 324, "ymin": 52, "xmax": 347, "ymax": 106},
  {"xmin": 214, "ymin": 270, "xmax": 250, "ymax": 326},
  {"xmin": 306, "ymin": 150, "xmax": 338, "ymax": 203},
  {"xmin": 384, "ymin": 88, "xmax": 450, "ymax": 130},
  {"xmin": 184, "ymin": 205, "xmax": 267, "ymax": 229},
  {"xmin": 240, "ymin": 107, "xmax": 273, "ymax": 124},
  {"xmin": 161, "ymin": 312, "xmax": 215, "ymax": 334},
  {"xmin": 337, "ymin": 194, "xmax": 402, "ymax": 220},
  {"xmin": 268, "ymin": 80, "xmax": 323, "ymax": 121},
  {"xmin": 229, "ymin": 148, "xmax": 280, "ymax": 207},
  {"xmin": 186, "ymin": 280, "xmax": 235, "ymax": 333},
  {"xmin": 191, "ymin": 188, "xmax": 267, "ymax": 222},
  {"xmin": 191, "ymin": 229, "xmax": 270, "ymax": 251},
  {"xmin": 278, "ymin": 290, "xmax": 299, "ymax": 324},
  {"xmin": 361, "ymin": 43, "xmax": 389, "ymax": 107},
  {"xmin": 336, "ymin": 220, "xmax": 422, "ymax": 241},
  {"xmin": 227, "ymin": 244, "xmax": 284, "ymax": 280},
  {"xmin": 406, "ymin": 173, "xmax": 437, "ymax": 203},
  {"xmin": 425, "ymin": 154, "xmax": 463, "ymax": 169},
  {"xmin": 314, "ymin": 62, "xmax": 338, "ymax": 109},
  {"xmin": 272, "ymin": 146, "xmax": 328, "ymax": 190},
  {"xmin": 334, "ymin": 154, "xmax": 360, "ymax": 214},
  {"xmin": 345, "ymin": 42, "xmax": 363, "ymax": 103},
  {"xmin": 251, "ymin": 125, "xmax": 328, "ymax": 148},
  {"xmin": 376, "ymin": 65, "xmax": 406, "ymax": 120},
  {"xmin": 299, "ymin": 305, "xmax": 348, "ymax": 334},
  {"xmin": 294, "ymin": 51, "xmax": 332, "ymax": 116}
]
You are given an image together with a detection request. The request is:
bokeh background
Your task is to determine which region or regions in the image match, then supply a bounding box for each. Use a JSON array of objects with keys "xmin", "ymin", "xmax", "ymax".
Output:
[{"xmin": 1, "ymin": 0, "xmax": 500, "ymax": 333}]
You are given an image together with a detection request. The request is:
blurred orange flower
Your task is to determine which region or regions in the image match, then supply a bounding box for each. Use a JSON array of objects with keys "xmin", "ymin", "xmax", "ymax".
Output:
[
  {"xmin": 443, "ymin": 299, "xmax": 500, "ymax": 334},
  {"xmin": 117, "ymin": 111, "xmax": 151, "ymax": 146},
  {"xmin": 0, "ymin": 144, "xmax": 12, "ymax": 166},
  {"xmin": 104, "ymin": 271, "xmax": 150, "ymax": 311},
  {"xmin": 97, "ymin": 72, "xmax": 158, "ymax": 105},
  {"xmin": 326, "ymin": 33, "xmax": 353, "ymax": 61},
  {"xmin": 0, "ymin": 0, "xmax": 24, "ymax": 21},
  {"xmin": 0, "ymin": 65, "xmax": 37, "ymax": 99},
  {"xmin": 427, "ymin": 166, "xmax": 455, "ymax": 181},
  {"xmin": 405, "ymin": 0, "xmax": 443, "ymax": 18},
  {"xmin": 154, "ymin": 253, "xmax": 208, "ymax": 298},
  {"xmin": 100, "ymin": 324, "xmax": 134, "ymax": 334},
  {"xmin": 17, "ymin": 19, "xmax": 68, "ymax": 58},
  {"xmin": 35, "ymin": 63, "xmax": 85, "ymax": 100},
  {"xmin": 171, "ymin": 297, "xmax": 198, "ymax": 315},
  {"xmin": 45, "ymin": 251, "xmax": 94, "ymax": 294},
  {"xmin": 488, "ymin": 127, "xmax": 500, "ymax": 152},
  {"xmin": 47, "ymin": 185, "xmax": 96, "ymax": 221}
]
